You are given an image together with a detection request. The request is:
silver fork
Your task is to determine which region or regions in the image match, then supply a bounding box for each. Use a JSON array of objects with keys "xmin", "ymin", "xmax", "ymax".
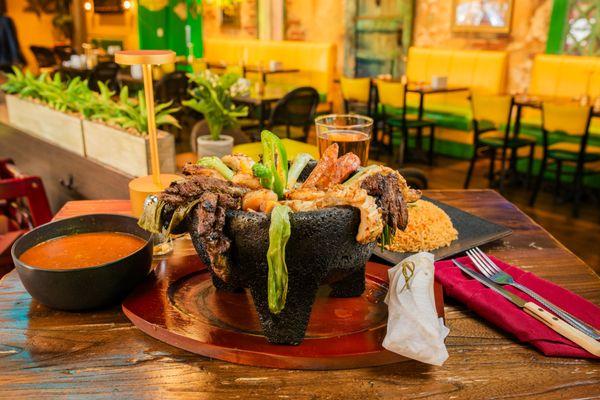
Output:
[{"xmin": 466, "ymin": 247, "xmax": 600, "ymax": 340}]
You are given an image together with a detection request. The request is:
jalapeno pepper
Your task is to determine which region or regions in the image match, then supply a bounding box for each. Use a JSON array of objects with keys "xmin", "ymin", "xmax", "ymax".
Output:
[{"xmin": 261, "ymin": 130, "xmax": 288, "ymax": 199}]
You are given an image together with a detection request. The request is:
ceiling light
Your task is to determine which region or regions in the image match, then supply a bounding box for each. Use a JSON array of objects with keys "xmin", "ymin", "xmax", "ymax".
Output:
[{"xmin": 84, "ymin": 1, "xmax": 92, "ymax": 11}]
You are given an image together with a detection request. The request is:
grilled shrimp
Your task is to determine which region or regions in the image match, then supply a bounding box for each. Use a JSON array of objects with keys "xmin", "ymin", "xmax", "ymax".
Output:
[
  {"xmin": 222, "ymin": 153, "xmax": 255, "ymax": 175},
  {"xmin": 242, "ymin": 189, "xmax": 279, "ymax": 213},
  {"xmin": 232, "ymin": 173, "xmax": 263, "ymax": 190},
  {"xmin": 286, "ymin": 184, "xmax": 383, "ymax": 244}
]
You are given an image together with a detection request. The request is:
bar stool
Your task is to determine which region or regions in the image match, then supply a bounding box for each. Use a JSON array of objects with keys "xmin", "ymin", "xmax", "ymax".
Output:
[
  {"xmin": 465, "ymin": 93, "xmax": 536, "ymax": 190},
  {"xmin": 529, "ymin": 102, "xmax": 599, "ymax": 217},
  {"xmin": 376, "ymin": 80, "xmax": 435, "ymax": 165}
]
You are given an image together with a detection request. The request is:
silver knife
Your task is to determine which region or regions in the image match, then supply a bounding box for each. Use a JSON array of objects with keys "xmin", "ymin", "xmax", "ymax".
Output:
[{"xmin": 452, "ymin": 260, "xmax": 600, "ymax": 357}]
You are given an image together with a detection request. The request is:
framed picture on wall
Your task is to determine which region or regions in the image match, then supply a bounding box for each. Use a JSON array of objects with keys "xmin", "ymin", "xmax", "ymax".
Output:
[{"xmin": 451, "ymin": 0, "xmax": 514, "ymax": 34}]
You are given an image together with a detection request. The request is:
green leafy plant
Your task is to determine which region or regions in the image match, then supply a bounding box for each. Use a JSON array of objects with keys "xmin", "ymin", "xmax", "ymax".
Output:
[
  {"xmin": 183, "ymin": 70, "xmax": 249, "ymax": 140},
  {"xmin": 2, "ymin": 67, "xmax": 50, "ymax": 102},
  {"xmin": 92, "ymin": 85, "xmax": 181, "ymax": 136},
  {"xmin": 2, "ymin": 67, "xmax": 91, "ymax": 114},
  {"xmin": 1, "ymin": 68, "xmax": 181, "ymax": 136}
]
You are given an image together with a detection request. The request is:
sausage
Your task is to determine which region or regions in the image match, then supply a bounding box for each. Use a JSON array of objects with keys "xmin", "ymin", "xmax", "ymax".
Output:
[
  {"xmin": 301, "ymin": 143, "xmax": 339, "ymax": 189},
  {"xmin": 329, "ymin": 152, "xmax": 361, "ymax": 185}
]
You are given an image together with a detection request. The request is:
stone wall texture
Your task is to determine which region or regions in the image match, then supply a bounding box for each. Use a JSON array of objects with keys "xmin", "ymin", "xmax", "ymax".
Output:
[{"xmin": 413, "ymin": 0, "xmax": 552, "ymax": 93}]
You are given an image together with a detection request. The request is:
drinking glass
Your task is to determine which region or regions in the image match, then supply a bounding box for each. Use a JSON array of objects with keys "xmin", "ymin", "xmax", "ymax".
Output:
[{"xmin": 315, "ymin": 114, "xmax": 373, "ymax": 165}]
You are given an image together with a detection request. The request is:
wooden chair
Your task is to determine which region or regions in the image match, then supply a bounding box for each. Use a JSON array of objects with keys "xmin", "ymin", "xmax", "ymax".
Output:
[
  {"xmin": 465, "ymin": 93, "xmax": 536, "ymax": 191},
  {"xmin": 0, "ymin": 159, "xmax": 52, "ymax": 276},
  {"xmin": 266, "ymin": 86, "xmax": 320, "ymax": 142},
  {"xmin": 376, "ymin": 80, "xmax": 436, "ymax": 165},
  {"xmin": 529, "ymin": 103, "xmax": 599, "ymax": 217}
]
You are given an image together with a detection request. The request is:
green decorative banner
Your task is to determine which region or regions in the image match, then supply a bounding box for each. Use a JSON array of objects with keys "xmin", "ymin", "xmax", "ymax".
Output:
[{"xmin": 138, "ymin": 0, "xmax": 203, "ymax": 58}]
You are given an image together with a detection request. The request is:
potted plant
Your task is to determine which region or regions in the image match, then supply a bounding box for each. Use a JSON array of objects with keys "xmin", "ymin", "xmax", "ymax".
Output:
[
  {"xmin": 2, "ymin": 68, "xmax": 181, "ymax": 177},
  {"xmin": 83, "ymin": 84, "xmax": 181, "ymax": 177},
  {"xmin": 2, "ymin": 68, "xmax": 87, "ymax": 155},
  {"xmin": 183, "ymin": 70, "xmax": 250, "ymax": 158}
]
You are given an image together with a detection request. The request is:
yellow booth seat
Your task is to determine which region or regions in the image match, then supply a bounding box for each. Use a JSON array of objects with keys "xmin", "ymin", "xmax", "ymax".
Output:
[
  {"xmin": 381, "ymin": 47, "xmax": 508, "ymax": 159},
  {"xmin": 521, "ymin": 54, "xmax": 600, "ymax": 137},
  {"xmin": 405, "ymin": 47, "xmax": 508, "ymax": 121},
  {"xmin": 529, "ymin": 54, "xmax": 600, "ymax": 99},
  {"xmin": 203, "ymin": 38, "xmax": 336, "ymax": 99}
]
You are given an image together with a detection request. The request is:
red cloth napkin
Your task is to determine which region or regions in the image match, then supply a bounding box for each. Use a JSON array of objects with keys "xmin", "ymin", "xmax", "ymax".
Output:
[{"xmin": 435, "ymin": 256, "xmax": 600, "ymax": 359}]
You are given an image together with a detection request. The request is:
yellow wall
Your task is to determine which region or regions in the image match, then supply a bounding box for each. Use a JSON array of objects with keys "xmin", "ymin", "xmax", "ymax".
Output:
[
  {"xmin": 202, "ymin": 0, "xmax": 345, "ymax": 73},
  {"xmin": 84, "ymin": 6, "xmax": 138, "ymax": 50},
  {"xmin": 6, "ymin": 0, "xmax": 62, "ymax": 72},
  {"xmin": 285, "ymin": 0, "xmax": 344, "ymax": 74}
]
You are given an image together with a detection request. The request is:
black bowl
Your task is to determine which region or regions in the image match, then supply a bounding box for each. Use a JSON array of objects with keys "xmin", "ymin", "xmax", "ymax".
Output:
[
  {"xmin": 11, "ymin": 214, "xmax": 153, "ymax": 311},
  {"xmin": 189, "ymin": 206, "xmax": 375, "ymax": 345}
]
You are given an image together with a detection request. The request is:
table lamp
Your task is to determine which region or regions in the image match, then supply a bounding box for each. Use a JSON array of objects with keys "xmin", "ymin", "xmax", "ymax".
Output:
[{"xmin": 115, "ymin": 50, "xmax": 180, "ymax": 218}]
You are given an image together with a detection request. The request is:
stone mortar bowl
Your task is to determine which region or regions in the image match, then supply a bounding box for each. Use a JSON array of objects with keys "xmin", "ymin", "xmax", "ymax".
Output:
[{"xmin": 188, "ymin": 206, "xmax": 375, "ymax": 345}]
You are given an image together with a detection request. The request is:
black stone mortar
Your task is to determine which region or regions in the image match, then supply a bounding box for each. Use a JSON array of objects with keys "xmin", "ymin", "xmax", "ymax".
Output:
[{"xmin": 188, "ymin": 206, "xmax": 375, "ymax": 345}]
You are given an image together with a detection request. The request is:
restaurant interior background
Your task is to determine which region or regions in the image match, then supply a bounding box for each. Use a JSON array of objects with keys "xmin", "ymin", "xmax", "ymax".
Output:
[
  {"xmin": 1, "ymin": 0, "xmax": 600, "ymax": 395},
  {"xmin": 0, "ymin": 0, "xmax": 599, "ymax": 273}
]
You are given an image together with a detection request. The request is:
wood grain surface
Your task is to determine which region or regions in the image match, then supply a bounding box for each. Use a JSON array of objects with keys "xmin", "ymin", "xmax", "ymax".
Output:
[
  {"xmin": 121, "ymin": 257, "xmax": 444, "ymax": 370},
  {"xmin": 1, "ymin": 190, "xmax": 599, "ymax": 399}
]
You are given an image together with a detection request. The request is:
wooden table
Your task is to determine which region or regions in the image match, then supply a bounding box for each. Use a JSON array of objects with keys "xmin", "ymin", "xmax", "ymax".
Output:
[
  {"xmin": 1, "ymin": 190, "xmax": 599, "ymax": 398},
  {"xmin": 405, "ymin": 85, "xmax": 470, "ymax": 161},
  {"xmin": 405, "ymin": 84, "xmax": 470, "ymax": 120},
  {"xmin": 206, "ymin": 61, "xmax": 300, "ymax": 83}
]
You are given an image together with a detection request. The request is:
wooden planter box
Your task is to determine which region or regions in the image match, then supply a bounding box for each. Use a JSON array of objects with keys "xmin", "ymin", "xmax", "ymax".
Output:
[
  {"xmin": 82, "ymin": 120, "xmax": 176, "ymax": 177},
  {"xmin": 5, "ymin": 94, "xmax": 85, "ymax": 156}
]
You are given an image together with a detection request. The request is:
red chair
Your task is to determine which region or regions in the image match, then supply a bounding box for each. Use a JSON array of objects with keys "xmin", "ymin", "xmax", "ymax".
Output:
[{"xmin": 0, "ymin": 159, "xmax": 52, "ymax": 276}]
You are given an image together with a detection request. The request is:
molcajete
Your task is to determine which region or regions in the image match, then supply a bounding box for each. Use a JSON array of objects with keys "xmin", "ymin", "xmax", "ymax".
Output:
[{"xmin": 188, "ymin": 206, "xmax": 375, "ymax": 345}]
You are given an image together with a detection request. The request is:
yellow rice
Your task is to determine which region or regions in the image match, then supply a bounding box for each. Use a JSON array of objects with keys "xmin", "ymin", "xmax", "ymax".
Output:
[{"xmin": 386, "ymin": 200, "xmax": 458, "ymax": 252}]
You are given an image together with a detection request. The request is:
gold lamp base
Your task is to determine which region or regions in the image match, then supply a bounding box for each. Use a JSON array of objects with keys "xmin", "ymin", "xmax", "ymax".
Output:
[
  {"xmin": 116, "ymin": 50, "xmax": 180, "ymax": 217},
  {"xmin": 128, "ymin": 174, "xmax": 180, "ymax": 218}
]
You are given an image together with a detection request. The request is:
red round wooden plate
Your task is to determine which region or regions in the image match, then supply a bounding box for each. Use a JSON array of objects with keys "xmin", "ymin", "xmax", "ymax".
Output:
[{"xmin": 122, "ymin": 252, "xmax": 444, "ymax": 370}]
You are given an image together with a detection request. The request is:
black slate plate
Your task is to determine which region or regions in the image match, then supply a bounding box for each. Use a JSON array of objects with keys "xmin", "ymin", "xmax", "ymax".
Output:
[{"xmin": 372, "ymin": 197, "xmax": 512, "ymax": 265}]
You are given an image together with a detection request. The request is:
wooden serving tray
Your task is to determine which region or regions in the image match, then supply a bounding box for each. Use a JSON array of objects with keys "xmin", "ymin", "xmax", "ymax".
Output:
[{"xmin": 122, "ymin": 251, "xmax": 444, "ymax": 370}]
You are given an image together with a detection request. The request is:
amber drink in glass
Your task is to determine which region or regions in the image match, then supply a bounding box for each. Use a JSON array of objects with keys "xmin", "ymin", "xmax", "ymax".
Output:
[{"xmin": 315, "ymin": 114, "xmax": 373, "ymax": 165}]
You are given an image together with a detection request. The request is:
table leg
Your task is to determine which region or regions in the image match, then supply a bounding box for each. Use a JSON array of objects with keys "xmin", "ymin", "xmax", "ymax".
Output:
[
  {"xmin": 514, "ymin": 104, "xmax": 522, "ymax": 136},
  {"xmin": 258, "ymin": 102, "xmax": 266, "ymax": 133},
  {"xmin": 507, "ymin": 104, "xmax": 524, "ymax": 182},
  {"xmin": 371, "ymin": 82, "xmax": 379, "ymax": 150},
  {"xmin": 416, "ymin": 93, "xmax": 424, "ymax": 152}
]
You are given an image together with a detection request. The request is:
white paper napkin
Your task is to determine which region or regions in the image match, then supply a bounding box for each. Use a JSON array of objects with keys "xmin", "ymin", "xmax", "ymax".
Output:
[{"xmin": 382, "ymin": 252, "xmax": 449, "ymax": 366}]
